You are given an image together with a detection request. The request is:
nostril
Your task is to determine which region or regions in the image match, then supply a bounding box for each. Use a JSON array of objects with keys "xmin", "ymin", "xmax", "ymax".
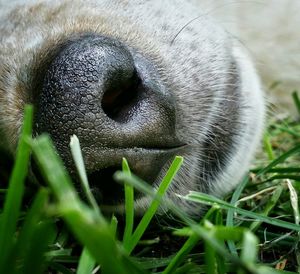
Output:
[{"xmin": 101, "ymin": 73, "xmax": 141, "ymax": 122}]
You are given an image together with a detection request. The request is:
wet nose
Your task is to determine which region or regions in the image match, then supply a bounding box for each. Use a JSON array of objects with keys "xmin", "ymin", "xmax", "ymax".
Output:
[{"xmin": 35, "ymin": 34, "xmax": 179, "ymax": 172}]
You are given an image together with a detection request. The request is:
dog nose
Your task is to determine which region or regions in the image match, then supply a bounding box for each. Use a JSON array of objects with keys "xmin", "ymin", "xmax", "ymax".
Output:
[{"xmin": 35, "ymin": 34, "xmax": 180, "ymax": 177}]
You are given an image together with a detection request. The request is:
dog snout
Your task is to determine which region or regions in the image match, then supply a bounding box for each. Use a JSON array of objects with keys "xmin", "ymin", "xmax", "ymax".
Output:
[{"xmin": 34, "ymin": 33, "xmax": 183, "ymax": 203}]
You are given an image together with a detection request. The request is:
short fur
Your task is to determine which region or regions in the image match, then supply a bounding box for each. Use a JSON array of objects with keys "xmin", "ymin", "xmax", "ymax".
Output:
[{"xmin": 0, "ymin": 0, "xmax": 297, "ymax": 215}]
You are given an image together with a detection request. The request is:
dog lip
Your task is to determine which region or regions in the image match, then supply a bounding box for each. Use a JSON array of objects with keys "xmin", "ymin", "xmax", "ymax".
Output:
[
  {"xmin": 83, "ymin": 143, "xmax": 187, "ymax": 206},
  {"xmin": 95, "ymin": 140, "xmax": 188, "ymax": 150},
  {"xmin": 82, "ymin": 143, "xmax": 187, "ymax": 172},
  {"xmin": 96, "ymin": 143, "xmax": 187, "ymax": 152}
]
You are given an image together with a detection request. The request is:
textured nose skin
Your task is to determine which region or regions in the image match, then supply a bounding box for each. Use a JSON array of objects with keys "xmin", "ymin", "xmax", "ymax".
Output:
[{"xmin": 35, "ymin": 34, "xmax": 180, "ymax": 175}]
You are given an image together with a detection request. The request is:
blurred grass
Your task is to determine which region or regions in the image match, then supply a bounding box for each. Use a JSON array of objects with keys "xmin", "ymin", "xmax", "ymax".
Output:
[{"xmin": 0, "ymin": 92, "xmax": 300, "ymax": 273}]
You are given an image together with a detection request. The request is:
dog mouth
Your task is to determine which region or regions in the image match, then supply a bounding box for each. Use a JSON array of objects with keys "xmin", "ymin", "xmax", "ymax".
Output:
[
  {"xmin": 80, "ymin": 145, "xmax": 187, "ymax": 207},
  {"xmin": 31, "ymin": 141, "xmax": 186, "ymax": 208}
]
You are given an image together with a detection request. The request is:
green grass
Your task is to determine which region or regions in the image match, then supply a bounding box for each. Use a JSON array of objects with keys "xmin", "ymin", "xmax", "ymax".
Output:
[{"xmin": 0, "ymin": 92, "xmax": 300, "ymax": 273}]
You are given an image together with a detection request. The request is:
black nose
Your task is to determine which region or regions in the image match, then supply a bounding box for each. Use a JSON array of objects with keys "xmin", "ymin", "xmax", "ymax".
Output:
[{"xmin": 35, "ymin": 34, "xmax": 181, "ymax": 204}]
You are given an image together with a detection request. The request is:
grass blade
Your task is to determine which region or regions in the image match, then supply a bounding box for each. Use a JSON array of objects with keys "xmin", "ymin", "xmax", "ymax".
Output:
[
  {"xmin": 70, "ymin": 135, "xmax": 100, "ymax": 214},
  {"xmin": 257, "ymin": 144, "xmax": 300, "ymax": 176},
  {"xmin": 249, "ymin": 184, "xmax": 283, "ymax": 232},
  {"xmin": 238, "ymin": 231, "xmax": 258, "ymax": 274},
  {"xmin": 292, "ymin": 91, "xmax": 300, "ymax": 115},
  {"xmin": 110, "ymin": 215, "xmax": 118, "ymax": 239},
  {"xmin": 117, "ymin": 156, "xmax": 183, "ymax": 254},
  {"xmin": 263, "ymin": 132, "xmax": 275, "ymax": 161},
  {"xmin": 185, "ymin": 192, "xmax": 300, "ymax": 232},
  {"xmin": 226, "ymin": 176, "xmax": 249, "ymax": 255},
  {"xmin": 77, "ymin": 248, "xmax": 96, "ymax": 274},
  {"xmin": 286, "ymin": 179, "xmax": 300, "ymax": 225},
  {"xmin": 12, "ymin": 189, "xmax": 51, "ymax": 274},
  {"xmin": 122, "ymin": 158, "xmax": 134, "ymax": 247},
  {"xmin": 204, "ymin": 239, "xmax": 217, "ymax": 274},
  {"xmin": 0, "ymin": 105, "xmax": 33, "ymax": 272},
  {"xmin": 22, "ymin": 220, "xmax": 56, "ymax": 274}
]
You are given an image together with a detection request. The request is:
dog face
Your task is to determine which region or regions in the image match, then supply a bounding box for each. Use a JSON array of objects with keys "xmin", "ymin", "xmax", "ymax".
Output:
[{"xmin": 0, "ymin": 0, "xmax": 264, "ymax": 215}]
